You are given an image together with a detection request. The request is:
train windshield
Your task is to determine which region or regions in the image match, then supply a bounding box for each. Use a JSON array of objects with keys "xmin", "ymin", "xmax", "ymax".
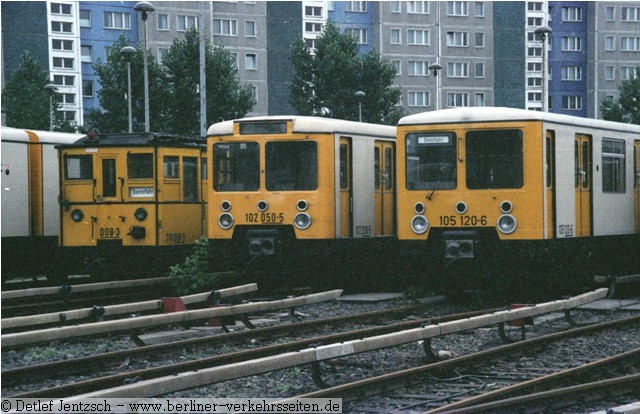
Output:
[
  {"xmin": 266, "ymin": 141, "xmax": 318, "ymax": 191},
  {"xmin": 405, "ymin": 132, "xmax": 457, "ymax": 190},
  {"xmin": 213, "ymin": 142, "xmax": 260, "ymax": 191},
  {"xmin": 64, "ymin": 155, "xmax": 93, "ymax": 180},
  {"xmin": 466, "ymin": 129, "xmax": 523, "ymax": 189}
]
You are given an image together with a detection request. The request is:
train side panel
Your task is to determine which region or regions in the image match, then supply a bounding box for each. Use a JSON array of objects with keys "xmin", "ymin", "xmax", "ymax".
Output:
[{"xmin": 1, "ymin": 139, "xmax": 31, "ymax": 238}]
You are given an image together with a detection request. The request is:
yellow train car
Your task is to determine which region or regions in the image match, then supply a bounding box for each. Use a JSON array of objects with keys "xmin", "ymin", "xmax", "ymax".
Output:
[
  {"xmin": 58, "ymin": 132, "xmax": 207, "ymax": 278},
  {"xmin": 207, "ymin": 116, "xmax": 396, "ymax": 281},
  {"xmin": 1, "ymin": 127, "xmax": 86, "ymax": 282},
  {"xmin": 397, "ymin": 107, "xmax": 640, "ymax": 293}
]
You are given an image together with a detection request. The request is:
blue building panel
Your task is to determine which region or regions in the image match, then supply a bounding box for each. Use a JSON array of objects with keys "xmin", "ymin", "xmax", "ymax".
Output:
[
  {"xmin": 80, "ymin": 1, "xmax": 138, "ymax": 113},
  {"xmin": 328, "ymin": 1, "xmax": 376, "ymax": 53}
]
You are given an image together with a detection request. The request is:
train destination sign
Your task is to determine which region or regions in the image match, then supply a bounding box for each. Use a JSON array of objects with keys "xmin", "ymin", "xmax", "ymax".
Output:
[{"xmin": 418, "ymin": 136, "xmax": 450, "ymax": 144}]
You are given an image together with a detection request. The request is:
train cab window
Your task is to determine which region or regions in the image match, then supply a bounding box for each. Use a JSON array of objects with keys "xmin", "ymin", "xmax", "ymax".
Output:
[
  {"xmin": 183, "ymin": 157, "xmax": 199, "ymax": 201},
  {"xmin": 374, "ymin": 147, "xmax": 381, "ymax": 189},
  {"xmin": 266, "ymin": 141, "xmax": 318, "ymax": 191},
  {"xmin": 405, "ymin": 132, "xmax": 457, "ymax": 190},
  {"xmin": 340, "ymin": 144, "xmax": 349, "ymax": 189},
  {"xmin": 164, "ymin": 156, "xmax": 179, "ymax": 179},
  {"xmin": 64, "ymin": 155, "xmax": 93, "ymax": 180},
  {"xmin": 213, "ymin": 142, "xmax": 259, "ymax": 191},
  {"xmin": 602, "ymin": 138, "xmax": 626, "ymax": 193},
  {"xmin": 385, "ymin": 147, "xmax": 393, "ymax": 190},
  {"xmin": 466, "ymin": 129, "xmax": 523, "ymax": 189},
  {"xmin": 127, "ymin": 153, "xmax": 153, "ymax": 179}
]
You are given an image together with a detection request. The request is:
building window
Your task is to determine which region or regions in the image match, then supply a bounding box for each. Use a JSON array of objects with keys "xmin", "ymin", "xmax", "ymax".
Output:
[
  {"xmin": 602, "ymin": 139, "xmax": 626, "ymax": 193},
  {"xmin": 157, "ymin": 48, "xmax": 169, "ymax": 65},
  {"xmin": 605, "ymin": 66, "xmax": 615, "ymax": 81},
  {"xmin": 213, "ymin": 19, "xmax": 237, "ymax": 36},
  {"xmin": 561, "ymin": 66, "xmax": 582, "ymax": 81},
  {"xmin": 390, "ymin": 28, "xmax": 401, "ymax": 44},
  {"xmin": 305, "ymin": 22, "xmax": 322, "ymax": 33},
  {"xmin": 606, "ymin": 6, "xmax": 615, "ymax": 21},
  {"xmin": 528, "ymin": 2, "xmax": 542, "ymax": 11},
  {"xmin": 407, "ymin": 60, "xmax": 428, "ymax": 76},
  {"xmin": 447, "ymin": 62, "xmax": 469, "ymax": 77},
  {"xmin": 605, "ymin": 36, "xmax": 615, "ymax": 51},
  {"xmin": 621, "ymin": 7, "xmax": 640, "ymax": 21},
  {"xmin": 391, "ymin": 60, "xmax": 401, "ymax": 75},
  {"xmin": 528, "ymin": 92, "xmax": 542, "ymax": 102},
  {"xmin": 157, "ymin": 13, "xmax": 169, "ymax": 30},
  {"xmin": 475, "ymin": 93, "xmax": 485, "ymax": 106},
  {"xmin": 328, "ymin": 1, "xmax": 335, "ymax": 11},
  {"xmin": 63, "ymin": 93, "xmax": 75, "ymax": 104},
  {"xmin": 475, "ymin": 2, "xmax": 484, "ymax": 17},
  {"xmin": 528, "ymin": 62, "xmax": 542, "ymax": 72},
  {"xmin": 52, "ymin": 39, "xmax": 73, "ymax": 51},
  {"xmin": 621, "ymin": 66, "xmax": 638, "ymax": 80},
  {"xmin": 390, "ymin": 1, "xmax": 401, "ymax": 13},
  {"xmin": 305, "ymin": 38, "xmax": 316, "ymax": 49},
  {"xmin": 51, "ymin": 3, "xmax": 72, "ymax": 14},
  {"xmin": 528, "ymin": 47, "xmax": 542, "ymax": 57},
  {"xmin": 561, "ymin": 6, "xmax": 582, "ymax": 21},
  {"xmin": 177, "ymin": 15, "xmax": 197, "ymax": 31},
  {"xmin": 447, "ymin": 1, "xmax": 468, "ymax": 16},
  {"xmin": 408, "ymin": 91, "xmax": 429, "ymax": 107},
  {"xmin": 561, "ymin": 36, "xmax": 582, "ymax": 51},
  {"xmin": 81, "ymin": 46, "xmax": 92, "ymax": 63},
  {"xmin": 230, "ymin": 53, "xmax": 239, "ymax": 69},
  {"xmin": 104, "ymin": 12, "xmax": 131, "ymax": 30},
  {"xmin": 245, "ymin": 21, "xmax": 256, "ymax": 37},
  {"xmin": 305, "ymin": 6, "xmax": 322, "ymax": 17},
  {"xmin": 251, "ymin": 85, "xmax": 258, "ymax": 104},
  {"xmin": 621, "ymin": 37, "xmax": 640, "ymax": 51},
  {"xmin": 53, "ymin": 57, "xmax": 74, "ymax": 69},
  {"xmin": 407, "ymin": 1, "xmax": 429, "ymax": 14},
  {"xmin": 345, "ymin": 28, "xmax": 367, "ymax": 44},
  {"xmin": 51, "ymin": 21, "xmax": 72, "ymax": 33},
  {"xmin": 54, "ymin": 75, "xmax": 74, "ymax": 86},
  {"xmin": 475, "ymin": 62, "xmax": 484, "ymax": 78},
  {"xmin": 345, "ymin": 1, "xmax": 367, "ymax": 12},
  {"xmin": 82, "ymin": 80, "xmax": 94, "ymax": 97},
  {"xmin": 245, "ymin": 53, "xmax": 257, "ymax": 70},
  {"xmin": 475, "ymin": 32, "xmax": 484, "ymax": 47},
  {"xmin": 447, "ymin": 31, "xmax": 468, "ymax": 47},
  {"xmin": 527, "ymin": 17, "xmax": 543, "ymax": 26},
  {"xmin": 447, "ymin": 92, "xmax": 469, "ymax": 107},
  {"xmin": 528, "ymin": 77, "xmax": 542, "ymax": 87},
  {"xmin": 407, "ymin": 29, "xmax": 429, "ymax": 45},
  {"xmin": 562, "ymin": 95, "xmax": 582, "ymax": 110},
  {"xmin": 60, "ymin": 111, "xmax": 76, "ymax": 121},
  {"xmin": 80, "ymin": 10, "xmax": 91, "ymax": 27}
]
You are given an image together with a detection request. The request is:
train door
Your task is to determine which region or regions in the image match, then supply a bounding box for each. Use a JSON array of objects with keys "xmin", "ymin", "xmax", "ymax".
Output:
[
  {"xmin": 574, "ymin": 134, "xmax": 592, "ymax": 237},
  {"xmin": 546, "ymin": 131, "xmax": 556, "ymax": 238},
  {"xmin": 339, "ymin": 138, "xmax": 352, "ymax": 238},
  {"xmin": 374, "ymin": 141, "xmax": 395, "ymax": 236},
  {"xmin": 635, "ymin": 140, "xmax": 640, "ymax": 233}
]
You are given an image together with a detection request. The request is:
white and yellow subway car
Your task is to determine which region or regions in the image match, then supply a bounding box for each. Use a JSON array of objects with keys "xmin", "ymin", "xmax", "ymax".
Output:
[
  {"xmin": 397, "ymin": 107, "xmax": 640, "ymax": 290},
  {"xmin": 1, "ymin": 127, "xmax": 86, "ymax": 282},
  {"xmin": 207, "ymin": 116, "xmax": 396, "ymax": 279}
]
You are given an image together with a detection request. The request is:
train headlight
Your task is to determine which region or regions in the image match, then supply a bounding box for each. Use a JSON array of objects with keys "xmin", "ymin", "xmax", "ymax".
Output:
[
  {"xmin": 294, "ymin": 213, "xmax": 311, "ymax": 230},
  {"xmin": 296, "ymin": 199, "xmax": 309, "ymax": 211},
  {"xmin": 219, "ymin": 213, "xmax": 234, "ymax": 229},
  {"xmin": 411, "ymin": 215, "xmax": 429, "ymax": 234},
  {"xmin": 500, "ymin": 200, "xmax": 513, "ymax": 214},
  {"xmin": 497, "ymin": 214, "xmax": 517, "ymax": 234},
  {"xmin": 71, "ymin": 209, "xmax": 84, "ymax": 223},
  {"xmin": 221, "ymin": 200, "xmax": 232, "ymax": 211},
  {"xmin": 134, "ymin": 207, "xmax": 148, "ymax": 221}
]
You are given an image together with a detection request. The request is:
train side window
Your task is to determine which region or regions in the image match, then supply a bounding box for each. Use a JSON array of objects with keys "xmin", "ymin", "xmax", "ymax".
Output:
[
  {"xmin": 602, "ymin": 138, "xmax": 626, "ymax": 193},
  {"xmin": 128, "ymin": 153, "xmax": 154, "ymax": 179},
  {"xmin": 183, "ymin": 156, "xmax": 199, "ymax": 201},
  {"xmin": 163, "ymin": 156, "xmax": 179, "ymax": 179},
  {"xmin": 374, "ymin": 147, "xmax": 380, "ymax": 189},
  {"xmin": 201, "ymin": 157, "xmax": 208, "ymax": 181},
  {"xmin": 340, "ymin": 144, "xmax": 349, "ymax": 189},
  {"xmin": 64, "ymin": 155, "xmax": 93, "ymax": 180},
  {"xmin": 385, "ymin": 147, "xmax": 393, "ymax": 190},
  {"xmin": 466, "ymin": 129, "xmax": 523, "ymax": 189},
  {"xmin": 575, "ymin": 141, "xmax": 579, "ymax": 188},
  {"xmin": 545, "ymin": 132, "xmax": 555, "ymax": 188},
  {"xmin": 582, "ymin": 141, "xmax": 590, "ymax": 188}
]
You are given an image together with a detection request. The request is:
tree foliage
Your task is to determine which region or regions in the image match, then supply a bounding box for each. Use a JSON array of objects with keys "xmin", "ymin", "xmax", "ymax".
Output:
[
  {"xmin": 84, "ymin": 35, "xmax": 170, "ymax": 133},
  {"xmin": 290, "ymin": 22, "xmax": 403, "ymax": 125},
  {"xmin": 2, "ymin": 52, "xmax": 76, "ymax": 131},
  {"xmin": 162, "ymin": 28, "xmax": 255, "ymax": 135},
  {"xmin": 601, "ymin": 69, "xmax": 640, "ymax": 125}
]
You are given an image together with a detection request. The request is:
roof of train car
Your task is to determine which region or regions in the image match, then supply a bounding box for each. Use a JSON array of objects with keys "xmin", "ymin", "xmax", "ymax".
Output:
[
  {"xmin": 1, "ymin": 126, "xmax": 86, "ymax": 144},
  {"xmin": 207, "ymin": 115, "xmax": 396, "ymax": 138},
  {"xmin": 398, "ymin": 107, "xmax": 640, "ymax": 134},
  {"xmin": 58, "ymin": 132, "xmax": 204, "ymax": 148}
]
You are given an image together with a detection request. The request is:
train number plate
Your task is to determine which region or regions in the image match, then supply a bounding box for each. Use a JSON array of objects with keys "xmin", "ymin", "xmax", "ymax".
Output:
[
  {"xmin": 245, "ymin": 212, "xmax": 284, "ymax": 224},
  {"xmin": 439, "ymin": 215, "xmax": 488, "ymax": 226},
  {"xmin": 98, "ymin": 227, "xmax": 121, "ymax": 238}
]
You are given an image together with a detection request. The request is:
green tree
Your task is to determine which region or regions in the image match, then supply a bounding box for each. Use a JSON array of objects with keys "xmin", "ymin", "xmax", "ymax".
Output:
[
  {"xmin": 84, "ymin": 35, "xmax": 170, "ymax": 133},
  {"xmin": 601, "ymin": 69, "xmax": 640, "ymax": 125},
  {"xmin": 162, "ymin": 28, "xmax": 255, "ymax": 135},
  {"xmin": 2, "ymin": 51, "xmax": 76, "ymax": 131},
  {"xmin": 290, "ymin": 22, "xmax": 403, "ymax": 125}
]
